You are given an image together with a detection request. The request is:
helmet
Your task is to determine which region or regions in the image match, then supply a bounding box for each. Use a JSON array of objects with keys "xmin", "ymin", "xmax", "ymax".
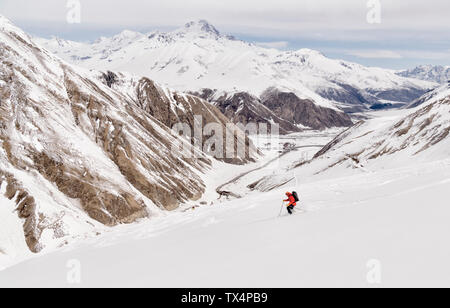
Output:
[{"xmin": 285, "ymin": 192, "xmax": 291, "ymax": 196}]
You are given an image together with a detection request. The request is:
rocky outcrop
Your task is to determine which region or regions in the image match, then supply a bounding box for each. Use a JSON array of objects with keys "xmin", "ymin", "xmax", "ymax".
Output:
[
  {"xmin": 194, "ymin": 89, "xmax": 353, "ymax": 134},
  {"xmin": 101, "ymin": 76, "xmax": 259, "ymax": 165},
  {"xmin": 101, "ymin": 71, "xmax": 118, "ymax": 88},
  {"xmin": 0, "ymin": 172, "xmax": 41, "ymax": 253},
  {"xmin": 198, "ymin": 90, "xmax": 301, "ymax": 134},
  {"xmin": 260, "ymin": 89, "xmax": 354, "ymax": 130}
]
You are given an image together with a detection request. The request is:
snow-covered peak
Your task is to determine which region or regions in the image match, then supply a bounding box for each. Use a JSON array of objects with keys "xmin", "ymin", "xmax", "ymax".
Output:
[
  {"xmin": 112, "ymin": 30, "xmax": 145, "ymax": 42},
  {"xmin": 0, "ymin": 14, "xmax": 22, "ymax": 34},
  {"xmin": 47, "ymin": 36, "xmax": 80, "ymax": 48},
  {"xmin": 181, "ymin": 20, "xmax": 220, "ymax": 36},
  {"xmin": 93, "ymin": 30, "xmax": 144, "ymax": 45},
  {"xmin": 0, "ymin": 14, "xmax": 40, "ymax": 51},
  {"xmin": 296, "ymin": 48, "xmax": 325, "ymax": 57},
  {"xmin": 0, "ymin": 14, "xmax": 12, "ymax": 27}
]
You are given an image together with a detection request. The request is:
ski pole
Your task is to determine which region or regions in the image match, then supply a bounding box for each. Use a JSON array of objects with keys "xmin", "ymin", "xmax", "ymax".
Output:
[{"xmin": 278, "ymin": 201, "xmax": 284, "ymax": 217}]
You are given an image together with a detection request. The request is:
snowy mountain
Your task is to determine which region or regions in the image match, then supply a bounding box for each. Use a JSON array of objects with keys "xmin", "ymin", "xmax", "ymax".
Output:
[
  {"xmin": 397, "ymin": 65, "xmax": 450, "ymax": 84},
  {"xmin": 0, "ymin": 15, "xmax": 256, "ymax": 259},
  {"xmin": 406, "ymin": 82, "xmax": 450, "ymax": 109},
  {"xmin": 218, "ymin": 85, "xmax": 450, "ymax": 196},
  {"xmin": 314, "ymin": 90, "xmax": 450, "ymax": 166},
  {"xmin": 36, "ymin": 20, "xmax": 436, "ymax": 115}
]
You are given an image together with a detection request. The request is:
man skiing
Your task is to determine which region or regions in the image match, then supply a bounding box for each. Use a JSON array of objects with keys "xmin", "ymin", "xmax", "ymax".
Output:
[{"xmin": 284, "ymin": 192, "xmax": 297, "ymax": 215}]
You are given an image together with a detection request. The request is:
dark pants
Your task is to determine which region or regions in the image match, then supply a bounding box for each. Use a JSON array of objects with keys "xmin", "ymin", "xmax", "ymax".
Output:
[{"xmin": 287, "ymin": 205, "xmax": 295, "ymax": 215}]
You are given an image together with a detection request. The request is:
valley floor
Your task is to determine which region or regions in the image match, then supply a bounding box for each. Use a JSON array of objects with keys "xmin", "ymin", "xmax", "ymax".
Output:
[{"xmin": 1, "ymin": 128, "xmax": 450, "ymax": 287}]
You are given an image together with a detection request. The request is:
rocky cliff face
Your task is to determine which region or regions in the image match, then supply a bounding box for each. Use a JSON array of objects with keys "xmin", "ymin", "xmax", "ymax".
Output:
[
  {"xmin": 96, "ymin": 73, "xmax": 258, "ymax": 164},
  {"xmin": 195, "ymin": 89, "xmax": 353, "ymax": 133},
  {"xmin": 0, "ymin": 16, "xmax": 255, "ymax": 254},
  {"xmin": 261, "ymin": 89, "xmax": 354, "ymax": 131},
  {"xmin": 194, "ymin": 89, "xmax": 301, "ymax": 134}
]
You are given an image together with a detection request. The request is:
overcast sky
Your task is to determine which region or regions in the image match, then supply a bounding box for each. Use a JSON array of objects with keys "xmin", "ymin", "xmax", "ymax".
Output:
[{"xmin": 1, "ymin": 0, "xmax": 449, "ymax": 69}]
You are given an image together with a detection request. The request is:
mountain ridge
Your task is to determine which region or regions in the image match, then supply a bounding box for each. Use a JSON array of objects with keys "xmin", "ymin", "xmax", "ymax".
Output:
[{"xmin": 35, "ymin": 20, "xmax": 437, "ymax": 114}]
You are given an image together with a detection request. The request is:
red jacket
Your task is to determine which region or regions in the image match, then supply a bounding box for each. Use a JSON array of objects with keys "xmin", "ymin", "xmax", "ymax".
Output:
[{"xmin": 284, "ymin": 193, "xmax": 296, "ymax": 206}]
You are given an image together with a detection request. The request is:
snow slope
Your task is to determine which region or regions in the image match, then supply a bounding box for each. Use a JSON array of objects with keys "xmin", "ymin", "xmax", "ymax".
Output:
[
  {"xmin": 36, "ymin": 20, "xmax": 436, "ymax": 112},
  {"xmin": 0, "ymin": 137, "xmax": 449, "ymax": 287},
  {"xmin": 407, "ymin": 82, "xmax": 450, "ymax": 108}
]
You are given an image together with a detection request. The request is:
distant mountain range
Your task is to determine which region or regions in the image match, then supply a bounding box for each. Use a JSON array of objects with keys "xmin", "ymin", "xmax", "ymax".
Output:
[
  {"xmin": 36, "ymin": 20, "xmax": 438, "ymax": 131},
  {"xmin": 397, "ymin": 65, "xmax": 450, "ymax": 84}
]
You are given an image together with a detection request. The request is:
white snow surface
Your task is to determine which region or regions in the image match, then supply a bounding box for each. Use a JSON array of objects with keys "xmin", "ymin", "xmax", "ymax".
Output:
[
  {"xmin": 1, "ymin": 141, "xmax": 449, "ymax": 287},
  {"xmin": 1, "ymin": 109, "xmax": 450, "ymax": 287}
]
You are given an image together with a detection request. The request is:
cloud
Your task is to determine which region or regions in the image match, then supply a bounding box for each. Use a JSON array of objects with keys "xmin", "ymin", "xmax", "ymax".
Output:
[
  {"xmin": 1, "ymin": 0, "xmax": 449, "ymax": 35},
  {"xmin": 346, "ymin": 50, "xmax": 403, "ymax": 59},
  {"xmin": 0, "ymin": 0, "xmax": 448, "ymax": 68},
  {"xmin": 345, "ymin": 49, "xmax": 450, "ymax": 60},
  {"xmin": 401, "ymin": 50, "xmax": 450, "ymax": 60},
  {"xmin": 254, "ymin": 41, "xmax": 289, "ymax": 49}
]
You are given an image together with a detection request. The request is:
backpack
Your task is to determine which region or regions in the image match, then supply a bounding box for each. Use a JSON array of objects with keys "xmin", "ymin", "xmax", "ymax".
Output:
[{"xmin": 292, "ymin": 191, "xmax": 299, "ymax": 202}]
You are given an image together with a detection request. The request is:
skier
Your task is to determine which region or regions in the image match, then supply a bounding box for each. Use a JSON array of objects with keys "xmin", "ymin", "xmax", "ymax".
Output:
[{"xmin": 284, "ymin": 192, "xmax": 297, "ymax": 215}]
